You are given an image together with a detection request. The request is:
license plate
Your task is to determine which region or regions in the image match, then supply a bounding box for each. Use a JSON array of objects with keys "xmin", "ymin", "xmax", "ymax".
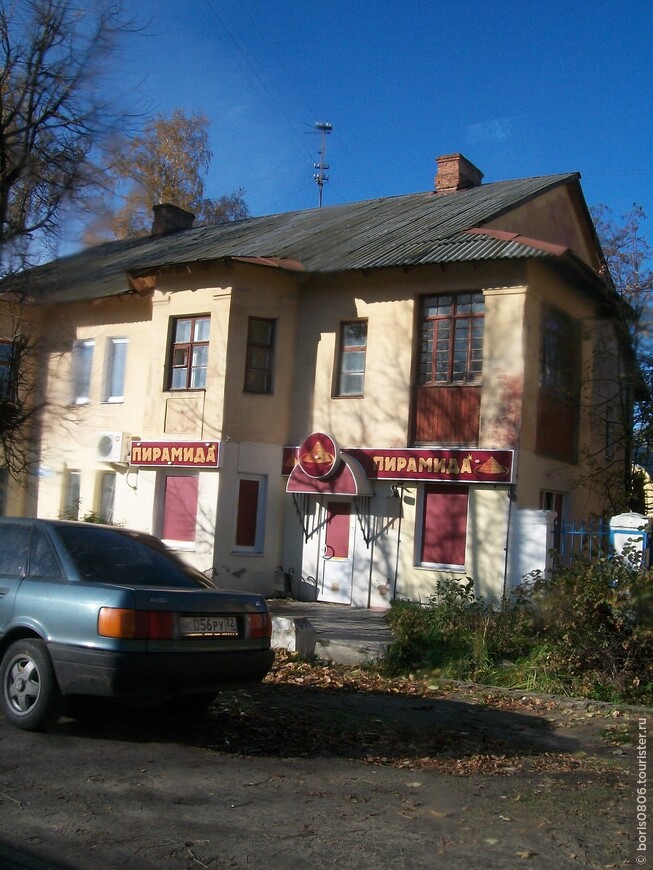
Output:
[{"xmin": 179, "ymin": 615, "xmax": 239, "ymax": 637}]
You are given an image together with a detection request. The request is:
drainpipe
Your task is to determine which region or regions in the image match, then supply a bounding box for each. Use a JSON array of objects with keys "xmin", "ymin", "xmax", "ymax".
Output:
[
  {"xmin": 502, "ymin": 486, "xmax": 515, "ymax": 598},
  {"xmin": 392, "ymin": 486, "xmax": 404, "ymax": 601}
]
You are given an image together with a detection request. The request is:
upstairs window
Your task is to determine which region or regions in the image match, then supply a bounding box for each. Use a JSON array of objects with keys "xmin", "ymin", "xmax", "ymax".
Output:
[
  {"xmin": 72, "ymin": 339, "xmax": 94, "ymax": 404},
  {"xmin": 540, "ymin": 307, "xmax": 580, "ymax": 402},
  {"xmin": 0, "ymin": 341, "xmax": 15, "ymax": 401},
  {"xmin": 103, "ymin": 338, "xmax": 128, "ymax": 403},
  {"xmin": 169, "ymin": 316, "xmax": 210, "ymax": 390},
  {"xmin": 419, "ymin": 293, "xmax": 484, "ymax": 385},
  {"xmin": 244, "ymin": 317, "xmax": 275, "ymax": 394},
  {"xmin": 336, "ymin": 321, "xmax": 367, "ymax": 396}
]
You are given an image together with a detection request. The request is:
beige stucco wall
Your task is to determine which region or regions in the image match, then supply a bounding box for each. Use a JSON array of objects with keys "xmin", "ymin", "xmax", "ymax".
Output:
[
  {"xmin": 515, "ymin": 260, "xmax": 624, "ymax": 521},
  {"xmin": 23, "ymin": 262, "xmax": 300, "ymax": 587},
  {"xmin": 486, "ymin": 185, "xmax": 600, "ymax": 270},
  {"xmin": 288, "ymin": 269, "xmax": 416, "ymax": 448},
  {"xmin": 393, "ymin": 483, "xmax": 512, "ymax": 603},
  {"xmin": 222, "ymin": 267, "xmax": 299, "ymax": 445},
  {"xmin": 34, "ymin": 294, "xmax": 153, "ymax": 522},
  {"xmin": 290, "ymin": 262, "xmax": 530, "ymax": 451},
  {"xmin": 480, "ymin": 286, "xmax": 527, "ymax": 449}
]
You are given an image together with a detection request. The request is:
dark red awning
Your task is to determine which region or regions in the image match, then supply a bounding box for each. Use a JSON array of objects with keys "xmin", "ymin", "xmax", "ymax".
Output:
[{"xmin": 286, "ymin": 453, "xmax": 372, "ymax": 496}]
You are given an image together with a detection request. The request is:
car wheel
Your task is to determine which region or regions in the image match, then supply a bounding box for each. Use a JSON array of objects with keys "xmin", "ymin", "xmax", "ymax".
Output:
[{"xmin": 0, "ymin": 639, "xmax": 62, "ymax": 731}]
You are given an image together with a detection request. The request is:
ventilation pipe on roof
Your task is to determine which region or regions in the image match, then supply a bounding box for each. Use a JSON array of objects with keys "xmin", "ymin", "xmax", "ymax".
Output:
[
  {"xmin": 435, "ymin": 153, "xmax": 484, "ymax": 192},
  {"xmin": 150, "ymin": 203, "xmax": 195, "ymax": 236}
]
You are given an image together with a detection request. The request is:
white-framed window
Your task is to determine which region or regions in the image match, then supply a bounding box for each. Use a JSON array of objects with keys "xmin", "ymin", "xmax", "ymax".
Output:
[
  {"xmin": 63, "ymin": 470, "xmax": 81, "ymax": 520},
  {"xmin": 335, "ymin": 321, "xmax": 367, "ymax": 397},
  {"xmin": 234, "ymin": 475, "xmax": 267, "ymax": 554},
  {"xmin": 97, "ymin": 471, "xmax": 116, "ymax": 523},
  {"xmin": 72, "ymin": 339, "xmax": 94, "ymax": 404},
  {"xmin": 168, "ymin": 316, "xmax": 210, "ymax": 390},
  {"xmin": 159, "ymin": 472, "xmax": 199, "ymax": 547},
  {"xmin": 103, "ymin": 338, "xmax": 128, "ymax": 403}
]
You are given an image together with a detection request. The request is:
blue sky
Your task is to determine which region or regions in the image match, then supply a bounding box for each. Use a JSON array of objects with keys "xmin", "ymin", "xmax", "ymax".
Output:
[{"xmin": 114, "ymin": 0, "xmax": 651, "ymax": 229}]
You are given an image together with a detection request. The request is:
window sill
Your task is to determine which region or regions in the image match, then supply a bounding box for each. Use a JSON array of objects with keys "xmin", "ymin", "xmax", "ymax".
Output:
[
  {"xmin": 416, "ymin": 563, "xmax": 466, "ymax": 572},
  {"xmin": 162, "ymin": 540, "xmax": 196, "ymax": 552}
]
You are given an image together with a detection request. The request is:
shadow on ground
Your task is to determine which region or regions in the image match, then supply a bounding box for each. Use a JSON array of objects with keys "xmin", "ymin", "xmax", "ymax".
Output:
[{"xmin": 53, "ymin": 681, "xmax": 580, "ymax": 767}]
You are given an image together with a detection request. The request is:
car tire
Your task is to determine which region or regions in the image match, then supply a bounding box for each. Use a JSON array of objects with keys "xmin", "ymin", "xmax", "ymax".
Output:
[{"xmin": 0, "ymin": 639, "xmax": 62, "ymax": 731}]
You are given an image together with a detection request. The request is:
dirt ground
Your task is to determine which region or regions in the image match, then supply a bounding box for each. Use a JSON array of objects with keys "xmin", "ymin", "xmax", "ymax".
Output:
[{"xmin": 0, "ymin": 656, "xmax": 648, "ymax": 869}]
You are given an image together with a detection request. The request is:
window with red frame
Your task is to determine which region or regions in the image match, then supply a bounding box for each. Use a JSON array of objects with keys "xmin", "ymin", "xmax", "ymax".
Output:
[{"xmin": 419, "ymin": 293, "xmax": 484, "ymax": 385}]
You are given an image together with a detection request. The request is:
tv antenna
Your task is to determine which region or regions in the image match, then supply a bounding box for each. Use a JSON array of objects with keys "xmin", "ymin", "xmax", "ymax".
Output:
[{"xmin": 312, "ymin": 122, "xmax": 332, "ymax": 207}]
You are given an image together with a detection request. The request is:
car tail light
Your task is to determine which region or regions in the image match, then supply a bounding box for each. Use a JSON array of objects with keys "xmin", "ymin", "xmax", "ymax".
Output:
[
  {"xmin": 98, "ymin": 608, "xmax": 174, "ymax": 639},
  {"xmin": 244, "ymin": 611, "xmax": 272, "ymax": 639}
]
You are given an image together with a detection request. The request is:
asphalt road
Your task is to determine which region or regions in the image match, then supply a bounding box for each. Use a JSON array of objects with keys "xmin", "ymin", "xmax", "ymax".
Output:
[{"xmin": 0, "ymin": 683, "xmax": 639, "ymax": 870}]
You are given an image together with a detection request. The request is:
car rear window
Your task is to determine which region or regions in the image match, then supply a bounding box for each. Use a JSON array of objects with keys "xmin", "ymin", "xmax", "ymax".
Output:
[{"xmin": 56, "ymin": 525, "xmax": 212, "ymax": 588}]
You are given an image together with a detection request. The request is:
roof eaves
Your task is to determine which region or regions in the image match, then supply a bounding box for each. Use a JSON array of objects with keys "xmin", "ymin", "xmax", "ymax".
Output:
[{"xmin": 464, "ymin": 227, "xmax": 569, "ymax": 257}]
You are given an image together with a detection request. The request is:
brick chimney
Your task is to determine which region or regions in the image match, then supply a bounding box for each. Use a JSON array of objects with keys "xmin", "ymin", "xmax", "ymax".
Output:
[
  {"xmin": 435, "ymin": 153, "xmax": 484, "ymax": 192},
  {"xmin": 151, "ymin": 203, "xmax": 195, "ymax": 236}
]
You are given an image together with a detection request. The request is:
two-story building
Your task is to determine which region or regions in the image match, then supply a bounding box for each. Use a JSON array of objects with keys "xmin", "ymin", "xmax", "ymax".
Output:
[{"xmin": 0, "ymin": 153, "xmax": 634, "ymax": 606}]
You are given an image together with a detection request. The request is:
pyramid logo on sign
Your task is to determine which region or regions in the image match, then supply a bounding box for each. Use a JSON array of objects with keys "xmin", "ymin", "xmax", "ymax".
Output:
[
  {"xmin": 476, "ymin": 455, "xmax": 509, "ymax": 476},
  {"xmin": 298, "ymin": 432, "xmax": 339, "ymax": 479}
]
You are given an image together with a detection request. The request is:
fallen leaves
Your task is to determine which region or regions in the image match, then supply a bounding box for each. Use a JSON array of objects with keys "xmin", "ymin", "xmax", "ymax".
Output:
[{"xmin": 195, "ymin": 652, "xmax": 638, "ymax": 778}]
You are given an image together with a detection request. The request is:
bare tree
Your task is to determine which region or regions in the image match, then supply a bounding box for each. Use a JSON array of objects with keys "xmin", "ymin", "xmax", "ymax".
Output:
[
  {"xmin": 85, "ymin": 109, "xmax": 249, "ymax": 242},
  {"xmin": 0, "ymin": 0, "xmax": 134, "ymax": 481},
  {"xmin": 592, "ymin": 203, "xmax": 653, "ymax": 497},
  {"xmin": 0, "ymin": 297, "xmax": 38, "ymax": 478},
  {"xmin": 592, "ymin": 204, "xmax": 653, "ymax": 346},
  {"xmin": 0, "ymin": 0, "xmax": 135, "ymax": 264}
]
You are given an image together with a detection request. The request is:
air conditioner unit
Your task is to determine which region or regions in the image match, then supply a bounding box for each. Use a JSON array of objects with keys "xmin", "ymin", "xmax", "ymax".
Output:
[{"xmin": 96, "ymin": 432, "xmax": 131, "ymax": 463}]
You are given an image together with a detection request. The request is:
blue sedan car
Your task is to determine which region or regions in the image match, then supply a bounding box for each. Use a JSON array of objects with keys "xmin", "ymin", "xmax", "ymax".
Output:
[{"xmin": 0, "ymin": 518, "xmax": 274, "ymax": 731}]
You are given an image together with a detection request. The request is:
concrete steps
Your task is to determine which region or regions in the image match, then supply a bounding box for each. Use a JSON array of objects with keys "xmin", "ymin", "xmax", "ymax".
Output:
[{"xmin": 268, "ymin": 600, "xmax": 393, "ymax": 665}]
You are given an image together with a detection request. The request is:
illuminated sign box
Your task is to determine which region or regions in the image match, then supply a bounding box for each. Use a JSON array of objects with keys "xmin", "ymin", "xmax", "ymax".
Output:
[
  {"xmin": 283, "ymin": 446, "xmax": 514, "ymax": 484},
  {"xmin": 130, "ymin": 441, "xmax": 221, "ymax": 468}
]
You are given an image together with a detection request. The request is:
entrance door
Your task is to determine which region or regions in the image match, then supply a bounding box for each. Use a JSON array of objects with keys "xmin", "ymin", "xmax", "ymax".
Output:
[{"xmin": 319, "ymin": 501, "xmax": 354, "ymax": 604}]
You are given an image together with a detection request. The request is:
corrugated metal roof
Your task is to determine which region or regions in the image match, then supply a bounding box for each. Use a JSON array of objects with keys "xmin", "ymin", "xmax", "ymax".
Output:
[{"xmin": 15, "ymin": 172, "xmax": 585, "ymax": 303}]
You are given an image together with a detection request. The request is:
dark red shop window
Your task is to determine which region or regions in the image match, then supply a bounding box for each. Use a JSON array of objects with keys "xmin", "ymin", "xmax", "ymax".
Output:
[{"xmin": 420, "ymin": 484, "xmax": 468, "ymax": 567}]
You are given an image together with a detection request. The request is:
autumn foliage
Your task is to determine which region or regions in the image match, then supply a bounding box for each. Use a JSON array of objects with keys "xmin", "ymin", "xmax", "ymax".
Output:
[{"xmin": 384, "ymin": 561, "xmax": 653, "ymax": 706}]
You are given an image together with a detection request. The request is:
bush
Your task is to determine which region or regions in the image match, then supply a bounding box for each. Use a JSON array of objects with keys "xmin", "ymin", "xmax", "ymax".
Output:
[
  {"xmin": 384, "ymin": 559, "xmax": 653, "ymax": 705},
  {"xmin": 530, "ymin": 554, "xmax": 653, "ymax": 703},
  {"xmin": 385, "ymin": 577, "xmax": 538, "ymax": 679}
]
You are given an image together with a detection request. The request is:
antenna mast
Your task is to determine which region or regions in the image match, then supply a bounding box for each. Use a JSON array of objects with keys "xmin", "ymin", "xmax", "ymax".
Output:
[{"xmin": 313, "ymin": 121, "xmax": 332, "ymax": 207}]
